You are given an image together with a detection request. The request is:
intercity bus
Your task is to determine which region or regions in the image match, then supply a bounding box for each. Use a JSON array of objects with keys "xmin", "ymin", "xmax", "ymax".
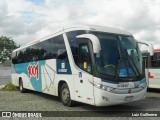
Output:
[
  {"xmin": 142, "ymin": 48, "xmax": 160, "ymax": 89},
  {"xmin": 11, "ymin": 25, "xmax": 151, "ymax": 106}
]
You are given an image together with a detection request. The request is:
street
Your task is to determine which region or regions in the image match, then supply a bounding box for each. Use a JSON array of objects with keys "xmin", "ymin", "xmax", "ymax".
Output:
[
  {"xmin": 0, "ymin": 89, "xmax": 160, "ymax": 111},
  {"xmin": 0, "ymin": 77, "xmax": 160, "ymax": 119}
]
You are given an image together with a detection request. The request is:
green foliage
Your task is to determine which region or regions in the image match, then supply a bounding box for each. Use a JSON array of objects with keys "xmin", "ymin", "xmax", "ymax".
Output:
[
  {"xmin": 0, "ymin": 36, "xmax": 18, "ymax": 63},
  {"xmin": 3, "ymin": 82, "xmax": 19, "ymax": 91}
]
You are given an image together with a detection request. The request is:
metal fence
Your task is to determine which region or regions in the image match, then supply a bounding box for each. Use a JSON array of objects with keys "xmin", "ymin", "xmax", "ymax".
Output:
[{"xmin": 0, "ymin": 67, "xmax": 11, "ymax": 77}]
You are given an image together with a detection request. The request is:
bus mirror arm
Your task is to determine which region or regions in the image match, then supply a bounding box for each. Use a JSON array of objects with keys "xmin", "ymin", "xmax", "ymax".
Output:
[
  {"xmin": 137, "ymin": 40, "xmax": 154, "ymax": 56},
  {"xmin": 76, "ymin": 34, "xmax": 101, "ymax": 53}
]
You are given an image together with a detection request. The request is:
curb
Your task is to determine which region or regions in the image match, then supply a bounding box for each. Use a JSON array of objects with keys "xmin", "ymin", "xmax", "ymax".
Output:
[{"xmin": 0, "ymin": 85, "xmax": 5, "ymax": 89}]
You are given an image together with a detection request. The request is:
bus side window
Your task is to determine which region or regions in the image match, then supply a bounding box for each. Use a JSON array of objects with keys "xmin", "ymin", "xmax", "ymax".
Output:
[
  {"xmin": 38, "ymin": 40, "xmax": 51, "ymax": 60},
  {"xmin": 151, "ymin": 53, "xmax": 158, "ymax": 68},
  {"xmin": 66, "ymin": 31, "xmax": 86, "ymax": 66},
  {"xmin": 12, "ymin": 52, "xmax": 18, "ymax": 64},
  {"xmin": 57, "ymin": 49, "xmax": 68, "ymax": 62},
  {"xmin": 17, "ymin": 51, "xmax": 24, "ymax": 63},
  {"xmin": 52, "ymin": 35, "xmax": 69, "ymax": 62}
]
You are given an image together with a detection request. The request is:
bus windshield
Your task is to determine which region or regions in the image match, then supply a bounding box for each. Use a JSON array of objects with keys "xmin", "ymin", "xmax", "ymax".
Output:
[{"xmin": 93, "ymin": 32, "xmax": 142, "ymax": 78}]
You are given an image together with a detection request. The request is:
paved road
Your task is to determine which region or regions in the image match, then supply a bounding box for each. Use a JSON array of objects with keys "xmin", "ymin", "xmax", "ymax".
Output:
[
  {"xmin": 0, "ymin": 89, "xmax": 159, "ymax": 111},
  {"xmin": 0, "ymin": 89, "xmax": 160, "ymax": 117},
  {"xmin": 0, "ymin": 77, "xmax": 160, "ymax": 119}
]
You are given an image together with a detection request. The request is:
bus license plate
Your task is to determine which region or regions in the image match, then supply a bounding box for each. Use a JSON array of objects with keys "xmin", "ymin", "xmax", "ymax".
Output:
[
  {"xmin": 125, "ymin": 96, "xmax": 133, "ymax": 102},
  {"xmin": 117, "ymin": 82, "xmax": 129, "ymax": 88}
]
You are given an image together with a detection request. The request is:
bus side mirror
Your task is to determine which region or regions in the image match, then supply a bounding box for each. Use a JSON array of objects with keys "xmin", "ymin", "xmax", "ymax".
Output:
[
  {"xmin": 76, "ymin": 34, "xmax": 101, "ymax": 53},
  {"xmin": 137, "ymin": 40, "xmax": 154, "ymax": 56}
]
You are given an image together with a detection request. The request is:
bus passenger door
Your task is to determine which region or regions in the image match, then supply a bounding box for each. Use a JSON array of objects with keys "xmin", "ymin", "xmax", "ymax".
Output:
[{"xmin": 74, "ymin": 39, "xmax": 94, "ymax": 105}]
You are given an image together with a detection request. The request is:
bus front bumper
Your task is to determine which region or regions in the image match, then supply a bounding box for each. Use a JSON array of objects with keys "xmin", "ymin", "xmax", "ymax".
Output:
[{"xmin": 94, "ymin": 87, "xmax": 147, "ymax": 106}]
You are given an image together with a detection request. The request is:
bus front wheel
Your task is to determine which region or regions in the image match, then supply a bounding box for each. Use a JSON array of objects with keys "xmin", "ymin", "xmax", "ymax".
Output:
[
  {"xmin": 60, "ymin": 83, "xmax": 74, "ymax": 107},
  {"xmin": 19, "ymin": 79, "xmax": 26, "ymax": 93}
]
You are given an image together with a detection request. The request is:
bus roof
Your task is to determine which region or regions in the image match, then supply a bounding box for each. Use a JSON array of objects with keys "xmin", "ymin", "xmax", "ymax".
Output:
[
  {"xmin": 13, "ymin": 24, "xmax": 132, "ymax": 52},
  {"xmin": 154, "ymin": 49, "xmax": 160, "ymax": 53},
  {"xmin": 142, "ymin": 49, "xmax": 160, "ymax": 54},
  {"xmin": 63, "ymin": 24, "xmax": 132, "ymax": 35}
]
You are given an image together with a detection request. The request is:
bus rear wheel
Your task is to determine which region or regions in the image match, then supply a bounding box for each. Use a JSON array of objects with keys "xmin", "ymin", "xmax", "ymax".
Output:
[
  {"xmin": 60, "ymin": 83, "xmax": 74, "ymax": 107},
  {"xmin": 19, "ymin": 79, "xmax": 27, "ymax": 93}
]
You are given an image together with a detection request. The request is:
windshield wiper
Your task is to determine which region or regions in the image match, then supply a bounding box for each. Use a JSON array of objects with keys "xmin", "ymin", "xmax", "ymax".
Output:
[
  {"xmin": 124, "ymin": 49, "xmax": 141, "ymax": 77},
  {"xmin": 115, "ymin": 53, "xmax": 129, "ymax": 79},
  {"xmin": 115, "ymin": 58, "xmax": 122, "ymax": 79},
  {"xmin": 115, "ymin": 40, "xmax": 128, "ymax": 79}
]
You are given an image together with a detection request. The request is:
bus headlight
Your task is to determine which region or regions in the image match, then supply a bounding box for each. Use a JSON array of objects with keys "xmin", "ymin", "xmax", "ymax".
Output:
[
  {"xmin": 139, "ymin": 83, "xmax": 147, "ymax": 89},
  {"xmin": 102, "ymin": 85, "xmax": 115, "ymax": 92},
  {"xmin": 93, "ymin": 82, "xmax": 115, "ymax": 92},
  {"xmin": 93, "ymin": 82, "xmax": 102, "ymax": 89}
]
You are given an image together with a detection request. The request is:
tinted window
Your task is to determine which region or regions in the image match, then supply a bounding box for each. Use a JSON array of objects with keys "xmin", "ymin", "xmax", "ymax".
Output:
[
  {"xmin": 151, "ymin": 53, "xmax": 160, "ymax": 68},
  {"xmin": 67, "ymin": 31, "xmax": 86, "ymax": 65},
  {"xmin": 25, "ymin": 47, "xmax": 32, "ymax": 62},
  {"xmin": 38, "ymin": 40, "xmax": 51, "ymax": 60},
  {"xmin": 12, "ymin": 52, "xmax": 17, "ymax": 64},
  {"xmin": 17, "ymin": 49, "xmax": 25, "ymax": 63},
  {"xmin": 53, "ymin": 35, "xmax": 68, "ymax": 62},
  {"xmin": 13, "ymin": 35, "xmax": 67, "ymax": 64}
]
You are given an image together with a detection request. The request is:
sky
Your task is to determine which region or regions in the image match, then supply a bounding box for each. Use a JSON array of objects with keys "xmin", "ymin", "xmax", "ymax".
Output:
[{"xmin": 0, "ymin": 0, "xmax": 160, "ymax": 49}]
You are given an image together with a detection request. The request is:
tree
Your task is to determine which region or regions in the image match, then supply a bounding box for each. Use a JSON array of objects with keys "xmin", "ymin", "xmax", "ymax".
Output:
[{"xmin": 0, "ymin": 36, "xmax": 18, "ymax": 63}]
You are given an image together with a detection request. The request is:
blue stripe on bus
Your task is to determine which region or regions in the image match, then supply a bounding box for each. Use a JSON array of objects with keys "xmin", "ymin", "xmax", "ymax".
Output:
[{"xmin": 14, "ymin": 61, "xmax": 46, "ymax": 92}]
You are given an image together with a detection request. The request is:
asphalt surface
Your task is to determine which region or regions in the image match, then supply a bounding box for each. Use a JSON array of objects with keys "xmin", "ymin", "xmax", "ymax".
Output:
[
  {"xmin": 0, "ymin": 89, "xmax": 160, "ymax": 111},
  {"xmin": 0, "ymin": 77, "xmax": 160, "ymax": 119}
]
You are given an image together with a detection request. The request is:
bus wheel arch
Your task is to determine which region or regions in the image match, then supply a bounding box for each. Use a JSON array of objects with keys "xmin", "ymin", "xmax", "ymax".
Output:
[
  {"xmin": 58, "ymin": 81, "xmax": 66, "ymax": 97},
  {"xmin": 19, "ymin": 77, "xmax": 26, "ymax": 93},
  {"xmin": 58, "ymin": 81, "xmax": 74, "ymax": 107}
]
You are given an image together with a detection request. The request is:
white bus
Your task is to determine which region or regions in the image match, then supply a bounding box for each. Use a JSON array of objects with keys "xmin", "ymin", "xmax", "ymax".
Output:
[
  {"xmin": 12, "ymin": 25, "xmax": 148, "ymax": 106},
  {"xmin": 142, "ymin": 48, "xmax": 160, "ymax": 89}
]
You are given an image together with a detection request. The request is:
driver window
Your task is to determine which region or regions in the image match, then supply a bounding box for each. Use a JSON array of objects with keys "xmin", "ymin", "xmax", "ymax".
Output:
[{"xmin": 78, "ymin": 43, "xmax": 92, "ymax": 74}]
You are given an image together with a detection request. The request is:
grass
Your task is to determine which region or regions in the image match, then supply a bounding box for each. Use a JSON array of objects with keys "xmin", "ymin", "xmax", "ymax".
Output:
[{"xmin": 2, "ymin": 82, "xmax": 19, "ymax": 91}]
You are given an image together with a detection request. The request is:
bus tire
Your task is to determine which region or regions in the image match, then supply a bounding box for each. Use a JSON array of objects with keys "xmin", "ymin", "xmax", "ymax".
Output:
[
  {"xmin": 60, "ymin": 83, "xmax": 74, "ymax": 107},
  {"xmin": 19, "ymin": 79, "xmax": 27, "ymax": 93}
]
